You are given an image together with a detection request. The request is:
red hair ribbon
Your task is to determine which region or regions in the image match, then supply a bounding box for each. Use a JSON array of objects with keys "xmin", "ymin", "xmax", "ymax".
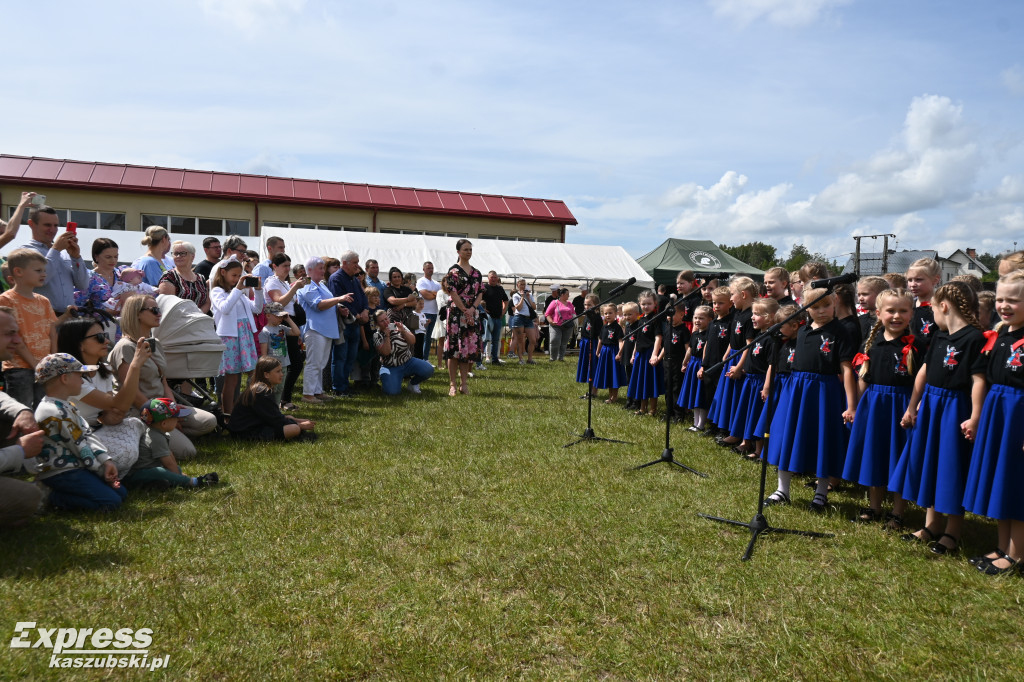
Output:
[
  {"xmin": 981, "ymin": 329, "xmax": 998, "ymax": 353},
  {"xmin": 852, "ymin": 352, "xmax": 869, "ymax": 369},
  {"xmin": 900, "ymin": 335, "xmax": 916, "ymax": 374}
]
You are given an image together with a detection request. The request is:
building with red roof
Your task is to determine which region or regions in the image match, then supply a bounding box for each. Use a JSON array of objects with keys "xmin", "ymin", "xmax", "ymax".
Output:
[{"xmin": 0, "ymin": 154, "xmax": 576, "ymax": 242}]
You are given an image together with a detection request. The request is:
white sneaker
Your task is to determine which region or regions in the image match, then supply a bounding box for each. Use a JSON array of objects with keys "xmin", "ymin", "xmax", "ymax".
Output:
[
  {"xmin": 476, "ymin": 363, "xmax": 487, "ymax": 370},
  {"xmin": 408, "ymin": 384, "xmax": 422, "ymax": 394}
]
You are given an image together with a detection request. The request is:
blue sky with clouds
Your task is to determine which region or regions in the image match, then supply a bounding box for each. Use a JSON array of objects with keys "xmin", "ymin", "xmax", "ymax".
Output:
[{"xmin": 5, "ymin": 0, "xmax": 1023, "ymax": 261}]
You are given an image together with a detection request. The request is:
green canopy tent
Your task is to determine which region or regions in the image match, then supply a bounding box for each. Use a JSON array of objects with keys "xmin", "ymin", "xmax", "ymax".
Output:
[{"xmin": 636, "ymin": 238, "xmax": 764, "ymax": 283}]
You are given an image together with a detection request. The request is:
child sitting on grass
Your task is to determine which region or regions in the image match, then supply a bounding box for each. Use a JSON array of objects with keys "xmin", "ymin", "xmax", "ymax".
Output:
[
  {"xmin": 122, "ymin": 398, "xmax": 219, "ymax": 490},
  {"xmin": 228, "ymin": 357, "xmax": 316, "ymax": 441},
  {"xmin": 32, "ymin": 353, "xmax": 125, "ymax": 512}
]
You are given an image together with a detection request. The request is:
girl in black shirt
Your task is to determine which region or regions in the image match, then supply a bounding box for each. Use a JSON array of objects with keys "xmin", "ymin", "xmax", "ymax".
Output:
[
  {"xmin": 626, "ymin": 292, "xmax": 664, "ymax": 416},
  {"xmin": 229, "ymin": 357, "xmax": 316, "ymax": 441},
  {"xmin": 594, "ymin": 304, "xmax": 627, "ymax": 402},
  {"xmin": 679, "ymin": 306, "xmax": 712, "ymax": 432},
  {"xmin": 889, "ymin": 281, "xmax": 988, "ymax": 556}
]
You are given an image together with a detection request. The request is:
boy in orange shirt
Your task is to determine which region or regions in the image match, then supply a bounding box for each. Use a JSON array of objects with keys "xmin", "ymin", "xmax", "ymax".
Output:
[{"xmin": 0, "ymin": 249, "xmax": 70, "ymax": 407}]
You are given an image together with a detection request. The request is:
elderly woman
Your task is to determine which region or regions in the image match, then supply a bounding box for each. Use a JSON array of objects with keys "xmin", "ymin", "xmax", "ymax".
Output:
[
  {"xmin": 443, "ymin": 239, "xmax": 484, "ymax": 396},
  {"xmin": 133, "ymin": 226, "xmax": 173, "ymax": 286},
  {"xmin": 544, "ymin": 288, "xmax": 576, "ymax": 362},
  {"xmin": 372, "ymin": 310, "xmax": 434, "ymax": 395},
  {"xmin": 265, "ymin": 253, "xmax": 309, "ymax": 409},
  {"xmin": 57, "ymin": 317, "xmax": 151, "ymax": 478},
  {"xmin": 296, "ymin": 257, "xmax": 352, "ymax": 404},
  {"xmin": 107, "ymin": 294, "xmax": 218, "ymax": 459},
  {"xmin": 157, "ymin": 240, "xmax": 210, "ymax": 313}
]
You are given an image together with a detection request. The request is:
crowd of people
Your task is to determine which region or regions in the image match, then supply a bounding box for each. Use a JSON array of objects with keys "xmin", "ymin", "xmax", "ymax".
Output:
[
  {"xmin": 3, "ymin": 192, "xmax": 1022, "ymax": 580},
  {"xmin": 0, "ymin": 194, "xmax": 569, "ymax": 524},
  {"xmin": 572, "ymin": 252, "xmax": 1024, "ymax": 577}
]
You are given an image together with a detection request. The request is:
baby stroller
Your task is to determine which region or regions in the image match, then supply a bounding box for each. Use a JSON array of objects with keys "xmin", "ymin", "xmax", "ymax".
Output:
[{"xmin": 154, "ymin": 295, "xmax": 228, "ymax": 430}]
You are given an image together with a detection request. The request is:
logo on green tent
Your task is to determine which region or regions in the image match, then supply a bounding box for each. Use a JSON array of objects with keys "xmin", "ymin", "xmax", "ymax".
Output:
[{"xmin": 688, "ymin": 251, "xmax": 721, "ymax": 269}]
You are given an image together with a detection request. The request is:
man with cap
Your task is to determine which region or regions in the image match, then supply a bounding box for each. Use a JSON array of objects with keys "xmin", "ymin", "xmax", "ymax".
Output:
[
  {"xmin": 32, "ymin": 352, "xmax": 127, "ymax": 512},
  {"xmin": 122, "ymin": 398, "xmax": 218, "ymax": 490},
  {"xmin": 0, "ymin": 306, "xmax": 45, "ymax": 525}
]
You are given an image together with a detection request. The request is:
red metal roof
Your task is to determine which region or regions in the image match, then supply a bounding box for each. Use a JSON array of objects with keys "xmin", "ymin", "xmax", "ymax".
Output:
[{"xmin": 0, "ymin": 154, "xmax": 577, "ymax": 225}]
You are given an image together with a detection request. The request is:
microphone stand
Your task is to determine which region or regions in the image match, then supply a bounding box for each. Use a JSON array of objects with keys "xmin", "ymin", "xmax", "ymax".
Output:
[
  {"xmin": 629, "ymin": 289, "xmax": 708, "ymax": 476},
  {"xmin": 697, "ymin": 289, "xmax": 837, "ymax": 560},
  {"xmin": 563, "ymin": 280, "xmax": 636, "ymax": 448}
]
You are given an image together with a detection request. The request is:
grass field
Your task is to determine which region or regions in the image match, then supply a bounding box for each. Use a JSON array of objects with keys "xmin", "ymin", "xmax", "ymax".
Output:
[{"xmin": 2, "ymin": 358, "xmax": 1022, "ymax": 680}]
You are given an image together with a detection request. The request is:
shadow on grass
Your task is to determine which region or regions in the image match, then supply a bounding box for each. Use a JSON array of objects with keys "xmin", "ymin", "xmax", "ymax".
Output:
[{"xmin": 0, "ymin": 519, "xmax": 134, "ymax": 579}]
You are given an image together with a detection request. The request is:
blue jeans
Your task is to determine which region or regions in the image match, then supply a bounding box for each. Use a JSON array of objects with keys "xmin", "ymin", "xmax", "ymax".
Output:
[
  {"xmin": 488, "ymin": 317, "xmax": 505, "ymax": 362},
  {"xmin": 332, "ymin": 322, "xmax": 361, "ymax": 393},
  {"xmin": 379, "ymin": 358, "xmax": 435, "ymax": 395},
  {"xmin": 421, "ymin": 313, "xmax": 438, "ymax": 358},
  {"xmin": 43, "ymin": 469, "xmax": 127, "ymax": 512}
]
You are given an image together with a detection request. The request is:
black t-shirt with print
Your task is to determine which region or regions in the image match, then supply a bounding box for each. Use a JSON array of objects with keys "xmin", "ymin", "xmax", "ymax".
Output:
[
  {"xmin": 987, "ymin": 326, "xmax": 1024, "ymax": 390},
  {"xmin": 861, "ymin": 334, "xmax": 923, "ymax": 388},
  {"xmin": 791, "ymin": 318, "xmax": 856, "ymax": 375},
  {"xmin": 924, "ymin": 326, "xmax": 987, "ymax": 392}
]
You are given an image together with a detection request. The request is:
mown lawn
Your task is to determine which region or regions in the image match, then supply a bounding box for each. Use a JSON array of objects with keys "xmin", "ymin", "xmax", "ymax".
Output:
[{"xmin": 2, "ymin": 359, "xmax": 1022, "ymax": 680}]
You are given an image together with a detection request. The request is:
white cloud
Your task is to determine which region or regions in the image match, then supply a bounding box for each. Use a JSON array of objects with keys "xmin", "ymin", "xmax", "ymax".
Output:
[
  {"xmin": 708, "ymin": 0, "xmax": 852, "ymax": 28},
  {"xmin": 1001, "ymin": 64, "xmax": 1024, "ymax": 97},
  {"xmin": 661, "ymin": 94, "xmax": 997, "ymax": 255},
  {"xmin": 198, "ymin": 0, "xmax": 306, "ymax": 36}
]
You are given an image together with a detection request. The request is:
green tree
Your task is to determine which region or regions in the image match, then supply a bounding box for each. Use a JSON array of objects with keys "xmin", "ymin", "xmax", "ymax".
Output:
[
  {"xmin": 718, "ymin": 241, "xmax": 777, "ymax": 270},
  {"xmin": 782, "ymin": 244, "xmax": 838, "ymax": 273}
]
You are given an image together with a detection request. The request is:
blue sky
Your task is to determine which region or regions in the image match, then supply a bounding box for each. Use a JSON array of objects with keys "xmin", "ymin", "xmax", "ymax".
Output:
[{"xmin": 5, "ymin": 0, "xmax": 1023, "ymax": 261}]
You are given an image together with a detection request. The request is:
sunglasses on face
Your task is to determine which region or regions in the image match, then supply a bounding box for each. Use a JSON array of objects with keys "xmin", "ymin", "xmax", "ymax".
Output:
[
  {"xmin": 172, "ymin": 251, "xmax": 191, "ymax": 257},
  {"xmin": 143, "ymin": 306, "xmax": 162, "ymax": 316},
  {"xmin": 86, "ymin": 331, "xmax": 110, "ymax": 343}
]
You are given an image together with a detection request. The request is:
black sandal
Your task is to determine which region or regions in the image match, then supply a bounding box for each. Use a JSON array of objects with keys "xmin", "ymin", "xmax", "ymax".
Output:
[
  {"xmin": 928, "ymin": 533, "xmax": 960, "ymax": 556},
  {"xmin": 897, "ymin": 524, "xmax": 937, "ymax": 540}
]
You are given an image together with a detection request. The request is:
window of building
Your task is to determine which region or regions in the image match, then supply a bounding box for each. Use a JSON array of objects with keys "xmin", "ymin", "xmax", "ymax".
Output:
[
  {"xmin": 101, "ymin": 212, "xmax": 126, "ymax": 230},
  {"xmin": 261, "ymin": 222, "xmax": 365, "ymax": 231},
  {"xmin": 143, "ymin": 215, "xmax": 250, "ymax": 236},
  {"xmin": 967, "ymin": 261, "xmax": 976, "ymax": 270}
]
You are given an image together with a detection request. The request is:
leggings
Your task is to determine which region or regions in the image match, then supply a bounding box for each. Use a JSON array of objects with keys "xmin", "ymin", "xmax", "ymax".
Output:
[{"xmin": 282, "ymin": 334, "xmax": 304, "ymax": 403}]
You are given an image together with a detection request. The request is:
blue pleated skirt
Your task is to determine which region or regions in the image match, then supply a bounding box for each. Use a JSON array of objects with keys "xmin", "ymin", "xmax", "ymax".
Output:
[
  {"xmin": 842, "ymin": 384, "xmax": 912, "ymax": 487},
  {"xmin": 963, "ymin": 384, "xmax": 1024, "ymax": 521},
  {"xmin": 729, "ymin": 372, "xmax": 766, "ymax": 440},
  {"xmin": 765, "ymin": 371, "xmax": 848, "ymax": 477},
  {"xmin": 707, "ymin": 353, "xmax": 740, "ymax": 427},
  {"xmin": 593, "ymin": 345, "xmax": 627, "ymax": 389},
  {"xmin": 678, "ymin": 357, "xmax": 704, "ymax": 409},
  {"xmin": 888, "ymin": 384, "xmax": 971, "ymax": 515},
  {"xmin": 576, "ymin": 337, "xmax": 595, "ymax": 383},
  {"xmin": 627, "ymin": 348, "xmax": 663, "ymax": 399},
  {"xmin": 755, "ymin": 374, "xmax": 790, "ymax": 441}
]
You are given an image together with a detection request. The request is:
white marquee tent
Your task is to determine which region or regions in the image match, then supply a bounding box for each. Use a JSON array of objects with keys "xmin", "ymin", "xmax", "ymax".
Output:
[
  {"xmin": 258, "ymin": 227, "xmax": 653, "ymax": 285},
  {"xmin": 0, "ymin": 226, "xmax": 653, "ymax": 288}
]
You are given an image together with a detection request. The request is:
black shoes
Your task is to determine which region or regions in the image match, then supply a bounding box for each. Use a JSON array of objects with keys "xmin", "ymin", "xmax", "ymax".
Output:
[
  {"xmin": 927, "ymin": 533, "xmax": 960, "ymax": 556},
  {"xmin": 195, "ymin": 473, "xmax": 219, "ymax": 487}
]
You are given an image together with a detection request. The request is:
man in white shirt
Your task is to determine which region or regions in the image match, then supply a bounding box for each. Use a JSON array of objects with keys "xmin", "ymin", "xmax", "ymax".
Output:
[{"xmin": 417, "ymin": 261, "xmax": 441, "ymax": 358}]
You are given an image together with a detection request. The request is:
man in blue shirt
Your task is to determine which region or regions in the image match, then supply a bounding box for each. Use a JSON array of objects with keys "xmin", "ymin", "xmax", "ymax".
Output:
[
  {"xmin": 365, "ymin": 259, "xmax": 387, "ymax": 300},
  {"xmin": 20, "ymin": 205, "xmax": 88, "ymax": 314},
  {"xmin": 251, "ymin": 236, "xmax": 287, "ymax": 286},
  {"xmin": 328, "ymin": 250, "xmax": 369, "ymax": 396}
]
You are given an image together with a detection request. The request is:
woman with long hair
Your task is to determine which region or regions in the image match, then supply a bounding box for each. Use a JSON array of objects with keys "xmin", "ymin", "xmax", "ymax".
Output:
[{"xmin": 443, "ymin": 239, "xmax": 484, "ymax": 395}]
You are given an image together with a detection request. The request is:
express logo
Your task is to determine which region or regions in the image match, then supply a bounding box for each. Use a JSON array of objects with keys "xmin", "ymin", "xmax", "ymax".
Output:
[
  {"xmin": 735, "ymin": 321, "xmax": 743, "ymax": 335},
  {"xmin": 920, "ymin": 320, "xmax": 933, "ymax": 336},
  {"xmin": 697, "ymin": 339, "xmax": 705, "ymax": 351},
  {"xmin": 752, "ymin": 342, "xmax": 763, "ymax": 356},
  {"xmin": 671, "ymin": 332, "xmax": 679, "ymax": 344},
  {"xmin": 819, "ymin": 338, "xmax": 833, "ymax": 355},
  {"xmin": 786, "ymin": 348, "xmax": 796, "ymax": 364},
  {"xmin": 943, "ymin": 345, "xmax": 960, "ymax": 369},
  {"xmin": 1007, "ymin": 346, "xmax": 1023, "ymax": 370},
  {"xmin": 642, "ymin": 325, "xmax": 649, "ymax": 333},
  {"xmin": 718, "ymin": 327, "xmax": 728, "ymax": 338},
  {"xmin": 688, "ymin": 251, "xmax": 722, "ymax": 269}
]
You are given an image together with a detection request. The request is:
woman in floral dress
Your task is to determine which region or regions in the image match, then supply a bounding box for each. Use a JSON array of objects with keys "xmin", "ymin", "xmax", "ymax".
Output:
[{"xmin": 443, "ymin": 239, "xmax": 484, "ymax": 396}]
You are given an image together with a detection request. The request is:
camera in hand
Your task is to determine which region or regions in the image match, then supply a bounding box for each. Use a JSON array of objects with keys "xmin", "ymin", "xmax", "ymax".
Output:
[
  {"xmin": 144, "ymin": 337, "xmax": 158, "ymax": 351},
  {"xmin": 242, "ymin": 276, "xmax": 259, "ymax": 287}
]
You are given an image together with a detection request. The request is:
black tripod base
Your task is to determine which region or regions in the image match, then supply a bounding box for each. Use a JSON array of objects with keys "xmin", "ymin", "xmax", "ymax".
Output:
[
  {"xmin": 634, "ymin": 448, "xmax": 708, "ymax": 477},
  {"xmin": 698, "ymin": 512, "xmax": 834, "ymax": 561},
  {"xmin": 563, "ymin": 428, "xmax": 630, "ymax": 448}
]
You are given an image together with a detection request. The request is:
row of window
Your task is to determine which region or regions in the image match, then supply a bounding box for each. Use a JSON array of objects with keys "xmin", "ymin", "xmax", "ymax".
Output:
[
  {"xmin": 262, "ymin": 222, "xmax": 366, "ymax": 232},
  {"xmin": 6, "ymin": 208, "xmax": 557, "ymax": 242}
]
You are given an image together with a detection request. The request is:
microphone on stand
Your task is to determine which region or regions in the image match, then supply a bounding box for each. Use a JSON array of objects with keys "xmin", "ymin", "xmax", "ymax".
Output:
[
  {"xmin": 809, "ymin": 272, "xmax": 859, "ymax": 289},
  {"xmin": 606, "ymin": 277, "xmax": 637, "ymax": 298}
]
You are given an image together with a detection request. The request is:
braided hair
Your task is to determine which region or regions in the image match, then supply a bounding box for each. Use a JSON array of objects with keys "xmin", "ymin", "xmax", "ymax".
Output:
[
  {"xmin": 859, "ymin": 288, "xmax": 914, "ymax": 379},
  {"xmin": 932, "ymin": 280, "xmax": 985, "ymax": 334}
]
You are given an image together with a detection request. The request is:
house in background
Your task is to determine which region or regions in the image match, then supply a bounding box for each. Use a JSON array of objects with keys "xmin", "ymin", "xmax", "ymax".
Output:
[{"xmin": 844, "ymin": 248, "xmax": 990, "ymax": 283}]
